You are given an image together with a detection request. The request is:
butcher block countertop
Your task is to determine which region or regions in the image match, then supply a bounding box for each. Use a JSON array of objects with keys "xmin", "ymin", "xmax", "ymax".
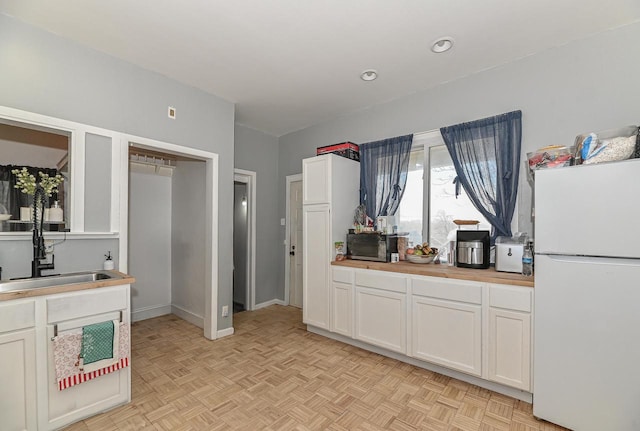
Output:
[
  {"xmin": 0, "ymin": 271, "xmax": 136, "ymax": 301},
  {"xmin": 332, "ymin": 260, "xmax": 534, "ymax": 288}
]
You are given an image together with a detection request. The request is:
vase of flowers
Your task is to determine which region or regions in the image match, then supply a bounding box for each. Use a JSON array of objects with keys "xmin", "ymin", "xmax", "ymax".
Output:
[{"xmin": 11, "ymin": 167, "xmax": 64, "ymax": 222}]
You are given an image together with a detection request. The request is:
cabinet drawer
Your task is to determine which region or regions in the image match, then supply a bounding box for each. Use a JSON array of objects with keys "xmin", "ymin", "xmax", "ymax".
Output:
[
  {"xmin": 0, "ymin": 300, "xmax": 36, "ymax": 332},
  {"xmin": 47, "ymin": 285, "xmax": 129, "ymax": 323},
  {"xmin": 355, "ymin": 270, "xmax": 406, "ymax": 293},
  {"xmin": 411, "ymin": 276, "xmax": 482, "ymax": 304},
  {"xmin": 332, "ymin": 267, "xmax": 353, "ymax": 284},
  {"xmin": 489, "ymin": 284, "xmax": 532, "ymax": 312}
]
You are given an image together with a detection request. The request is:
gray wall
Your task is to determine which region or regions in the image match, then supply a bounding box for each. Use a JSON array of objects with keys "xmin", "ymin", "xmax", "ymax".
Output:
[
  {"xmin": 171, "ymin": 160, "xmax": 207, "ymax": 319},
  {"xmin": 0, "ymin": 14, "xmax": 235, "ymax": 329},
  {"xmin": 234, "ymin": 125, "xmax": 280, "ymax": 305},
  {"xmin": 129, "ymin": 170, "xmax": 172, "ymax": 318},
  {"xmin": 0, "ymin": 238, "xmax": 119, "ymax": 280},
  {"xmin": 277, "ymin": 22, "xmax": 640, "ymax": 300}
]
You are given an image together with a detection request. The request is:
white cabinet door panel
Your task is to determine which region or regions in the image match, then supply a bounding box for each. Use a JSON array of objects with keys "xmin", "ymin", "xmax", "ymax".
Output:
[
  {"xmin": 488, "ymin": 308, "xmax": 531, "ymax": 391},
  {"xmin": 0, "ymin": 329, "xmax": 37, "ymax": 431},
  {"xmin": 302, "ymin": 156, "xmax": 330, "ymax": 205},
  {"xmin": 412, "ymin": 296, "xmax": 482, "ymax": 376},
  {"xmin": 332, "ymin": 281, "xmax": 352, "ymax": 337},
  {"xmin": 355, "ymin": 286, "xmax": 406, "ymax": 354},
  {"xmin": 302, "ymin": 204, "xmax": 330, "ymax": 329}
]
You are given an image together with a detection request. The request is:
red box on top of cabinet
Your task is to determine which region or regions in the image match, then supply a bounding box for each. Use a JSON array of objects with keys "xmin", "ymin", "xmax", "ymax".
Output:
[{"xmin": 316, "ymin": 142, "xmax": 360, "ymax": 161}]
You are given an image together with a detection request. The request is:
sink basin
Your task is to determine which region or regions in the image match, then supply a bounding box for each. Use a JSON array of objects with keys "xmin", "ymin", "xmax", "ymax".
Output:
[{"xmin": 0, "ymin": 270, "xmax": 125, "ymax": 293}]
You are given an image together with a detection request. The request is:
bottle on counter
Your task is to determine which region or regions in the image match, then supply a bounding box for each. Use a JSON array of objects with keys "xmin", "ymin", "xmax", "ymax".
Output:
[
  {"xmin": 103, "ymin": 251, "xmax": 115, "ymax": 270},
  {"xmin": 522, "ymin": 242, "xmax": 533, "ymax": 276}
]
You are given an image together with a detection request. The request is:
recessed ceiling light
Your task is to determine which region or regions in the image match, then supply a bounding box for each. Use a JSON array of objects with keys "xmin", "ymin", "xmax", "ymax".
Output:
[
  {"xmin": 431, "ymin": 37, "xmax": 454, "ymax": 53},
  {"xmin": 360, "ymin": 69, "xmax": 378, "ymax": 81}
]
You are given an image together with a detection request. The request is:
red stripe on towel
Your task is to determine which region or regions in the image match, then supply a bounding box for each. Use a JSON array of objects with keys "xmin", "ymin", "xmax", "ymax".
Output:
[{"xmin": 58, "ymin": 357, "xmax": 129, "ymax": 390}]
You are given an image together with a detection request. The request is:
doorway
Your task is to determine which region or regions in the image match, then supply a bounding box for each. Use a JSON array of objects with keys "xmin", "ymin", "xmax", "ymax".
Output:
[
  {"xmin": 125, "ymin": 140, "xmax": 219, "ymax": 340},
  {"xmin": 233, "ymin": 181, "xmax": 248, "ymax": 312},
  {"xmin": 233, "ymin": 169, "xmax": 256, "ymax": 312},
  {"xmin": 285, "ymin": 174, "xmax": 303, "ymax": 308}
]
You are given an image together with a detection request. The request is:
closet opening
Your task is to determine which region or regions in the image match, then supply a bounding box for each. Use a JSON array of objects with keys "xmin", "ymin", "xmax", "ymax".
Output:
[{"xmin": 128, "ymin": 144, "xmax": 213, "ymax": 334}]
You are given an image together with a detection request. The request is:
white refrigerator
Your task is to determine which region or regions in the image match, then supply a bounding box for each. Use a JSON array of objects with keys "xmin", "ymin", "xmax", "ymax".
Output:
[{"xmin": 533, "ymin": 159, "xmax": 640, "ymax": 431}]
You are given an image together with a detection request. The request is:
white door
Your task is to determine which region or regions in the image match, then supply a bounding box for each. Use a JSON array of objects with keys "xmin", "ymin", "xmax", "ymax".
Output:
[{"xmin": 289, "ymin": 180, "xmax": 303, "ymax": 308}]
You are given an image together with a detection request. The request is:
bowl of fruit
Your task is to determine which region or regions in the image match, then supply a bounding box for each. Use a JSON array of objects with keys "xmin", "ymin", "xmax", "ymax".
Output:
[{"xmin": 405, "ymin": 243, "xmax": 438, "ymax": 264}]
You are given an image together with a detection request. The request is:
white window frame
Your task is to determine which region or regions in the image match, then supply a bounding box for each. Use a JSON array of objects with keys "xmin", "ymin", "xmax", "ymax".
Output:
[{"xmin": 411, "ymin": 129, "xmax": 519, "ymax": 243}]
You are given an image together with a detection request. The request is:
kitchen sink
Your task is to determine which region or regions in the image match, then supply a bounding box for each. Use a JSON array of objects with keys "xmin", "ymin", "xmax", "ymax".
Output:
[{"xmin": 0, "ymin": 270, "xmax": 125, "ymax": 293}]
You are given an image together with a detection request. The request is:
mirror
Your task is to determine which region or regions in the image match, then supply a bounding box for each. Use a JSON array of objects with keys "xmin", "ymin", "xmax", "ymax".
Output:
[{"xmin": 0, "ymin": 120, "xmax": 70, "ymax": 232}]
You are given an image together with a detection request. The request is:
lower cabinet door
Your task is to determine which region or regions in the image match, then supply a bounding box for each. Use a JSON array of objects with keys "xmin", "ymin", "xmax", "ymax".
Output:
[
  {"xmin": 488, "ymin": 308, "xmax": 531, "ymax": 390},
  {"xmin": 411, "ymin": 296, "xmax": 482, "ymax": 376},
  {"xmin": 332, "ymin": 281, "xmax": 353, "ymax": 337},
  {"xmin": 0, "ymin": 329, "xmax": 37, "ymax": 431},
  {"xmin": 355, "ymin": 286, "xmax": 406, "ymax": 354}
]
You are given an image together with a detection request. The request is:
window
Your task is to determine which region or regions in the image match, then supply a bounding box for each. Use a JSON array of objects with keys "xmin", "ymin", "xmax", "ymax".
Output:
[{"xmin": 397, "ymin": 131, "xmax": 491, "ymax": 249}]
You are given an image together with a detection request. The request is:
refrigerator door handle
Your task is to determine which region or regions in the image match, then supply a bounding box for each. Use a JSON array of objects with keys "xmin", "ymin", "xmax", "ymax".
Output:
[{"xmin": 539, "ymin": 254, "xmax": 640, "ymax": 267}]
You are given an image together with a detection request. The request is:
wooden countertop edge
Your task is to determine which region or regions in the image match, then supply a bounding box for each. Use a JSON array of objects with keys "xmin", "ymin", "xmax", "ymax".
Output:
[
  {"xmin": 332, "ymin": 260, "xmax": 534, "ymax": 288},
  {"xmin": 0, "ymin": 272, "xmax": 136, "ymax": 301}
]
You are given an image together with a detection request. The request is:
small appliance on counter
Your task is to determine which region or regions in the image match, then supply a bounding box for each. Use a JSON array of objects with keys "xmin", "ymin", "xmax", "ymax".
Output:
[
  {"xmin": 495, "ymin": 235, "xmax": 526, "ymax": 273},
  {"xmin": 456, "ymin": 230, "xmax": 490, "ymax": 269},
  {"xmin": 347, "ymin": 232, "xmax": 405, "ymax": 262}
]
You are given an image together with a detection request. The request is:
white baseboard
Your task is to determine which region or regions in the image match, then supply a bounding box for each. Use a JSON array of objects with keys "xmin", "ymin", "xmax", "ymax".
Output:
[
  {"xmin": 217, "ymin": 327, "xmax": 235, "ymax": 338},
  {"xmin": 254, "ymin": 299, "xmax": 286, "ymax": 310},
  {"xmin": 171, "ymin": 304, "xmax": 204, "ymax": 329},
  {"xmin": 307, "ymin": 325, "xmax": 533, "ymax": 403},
  {"xmin": 131, "ymin": 305, "xmax": 172, "ymax": 322}
]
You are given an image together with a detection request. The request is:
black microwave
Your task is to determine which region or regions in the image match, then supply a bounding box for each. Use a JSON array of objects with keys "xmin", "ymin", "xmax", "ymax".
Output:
[{"xmin": 346, "ymin": 233, "xmax": 401, "ymax": 262}]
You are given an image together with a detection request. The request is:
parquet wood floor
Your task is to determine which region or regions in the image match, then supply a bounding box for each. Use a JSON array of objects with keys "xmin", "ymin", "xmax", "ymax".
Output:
[{"xmin": 65, "ymin": 305, "xmax": 568, "ymax": 431}]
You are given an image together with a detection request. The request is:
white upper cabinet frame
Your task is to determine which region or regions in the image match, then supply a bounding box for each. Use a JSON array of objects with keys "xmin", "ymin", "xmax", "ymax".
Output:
[{"xmin": 0, "ymin": 105, "xmax": 123, "ymax": 236}]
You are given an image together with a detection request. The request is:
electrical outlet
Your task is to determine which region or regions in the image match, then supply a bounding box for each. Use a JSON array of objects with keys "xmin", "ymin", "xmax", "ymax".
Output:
[
  {"xmin": 222, "ymin": 305, "xmax": 229, "ymax": 317},
  {"xmin": 45, "ymin": 240, "xmax": 54, "ymax": 253}
]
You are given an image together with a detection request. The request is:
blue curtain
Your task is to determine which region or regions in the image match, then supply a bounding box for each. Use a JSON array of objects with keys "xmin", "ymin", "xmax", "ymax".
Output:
[
  {"xmin": 440, "ymin": 111, "xmax": 522, "ymax": 243},
  {"xmin": 359, "ymin": 134, "xmax": 413, "ymax": 222}
]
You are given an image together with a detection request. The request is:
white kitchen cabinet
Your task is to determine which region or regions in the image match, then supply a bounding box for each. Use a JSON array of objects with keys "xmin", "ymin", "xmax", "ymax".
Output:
[
  {"xmin": 303, "ymin": 204, "xmax": 331, "ymax": 329},
  {"xmin": 411, "ymin": 276, "xmax": 482, "ymax": 376},
  {"xmin": 411, "ymin": 296, "xmax": 482, "ymax": 376},
  {"xmin": 302, "ymin": 154, "xmax": 359, "ymax": 332},
  {"xmin": 0, "ymin": 299, "xmax": 37, "ymax": 431},
  {"xmin": 303, "ymin": 156, "xmax": 330, "ymax": 205},
  {"xmin": 332, "ymin": 281, "xmax": 353, "ymax": 337},
  {"xmin": 43, "ymin": 285, "xmax": 131, "ymax": 431},
  {"xmin": 354, "ymin": 270, "xmax": 407, "ymax": 354},
  {"xmin": 355, "ymin": 286, "xmax": 406, "ymax": 354},
  {"xmin": 487, "ymin": 284, "xmax": 532, "ymax": 391},
  {"xmin": 331, "ymin": 267, "xmax": 354, "ymax": 337}
]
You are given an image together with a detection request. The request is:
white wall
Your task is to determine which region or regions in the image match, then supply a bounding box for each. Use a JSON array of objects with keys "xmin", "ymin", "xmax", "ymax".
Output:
[
  {"xmin": 276, "ymin": 22, "xmax": 640, "ymax": 301},
  {"xmin": 129, "ymin": 170, "xmax": 172, "ymax": 320},
  {"xmin": 171, "ymin": 160, "xmax": 206, "ymax": 322}
]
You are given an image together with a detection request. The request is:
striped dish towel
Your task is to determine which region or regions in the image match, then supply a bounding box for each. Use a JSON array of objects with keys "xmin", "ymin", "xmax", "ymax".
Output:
[{"xmin": 52, "ymin": 322, "xmax": 130, "ymax": 391}]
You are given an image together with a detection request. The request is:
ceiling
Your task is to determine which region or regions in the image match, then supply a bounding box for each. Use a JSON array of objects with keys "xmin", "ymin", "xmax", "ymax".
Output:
[{"xmin": 1, "ymin": 1, "xmax": 639, "ymax": 137}]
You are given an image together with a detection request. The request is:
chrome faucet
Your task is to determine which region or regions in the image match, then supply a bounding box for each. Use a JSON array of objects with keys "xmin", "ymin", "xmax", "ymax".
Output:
[{"xmin": 32, "ymin": 185, "xmax": 55, "ymax": 278}]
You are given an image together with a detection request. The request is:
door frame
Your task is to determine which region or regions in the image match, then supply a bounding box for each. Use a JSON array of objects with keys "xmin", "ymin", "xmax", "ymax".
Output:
[
  {"xmin": 234, "ymin": 169, "xmax": 256, "ymax": 311},
  {"xmin": 284, "ymin": 173, "xmax": 303, "ymax": 306},
  {"xmin": 126, "ymin": 137, "xmax": 219, "ymax": 340}
]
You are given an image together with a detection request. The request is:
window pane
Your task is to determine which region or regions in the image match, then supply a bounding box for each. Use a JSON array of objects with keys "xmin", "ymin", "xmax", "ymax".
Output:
[
  {"xmin": 396, "ymin": 148, "xmax": 423, "ymax": 246},
  {"xmin": 428, "ymin": 145, "xmax": 490, "ymax": 248}
]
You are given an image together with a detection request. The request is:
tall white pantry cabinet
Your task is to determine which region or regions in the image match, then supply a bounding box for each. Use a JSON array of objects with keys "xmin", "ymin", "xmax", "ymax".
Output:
[{"xmin": 302, "ymin": 154, "xmax": 359, "ymax": 330}]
